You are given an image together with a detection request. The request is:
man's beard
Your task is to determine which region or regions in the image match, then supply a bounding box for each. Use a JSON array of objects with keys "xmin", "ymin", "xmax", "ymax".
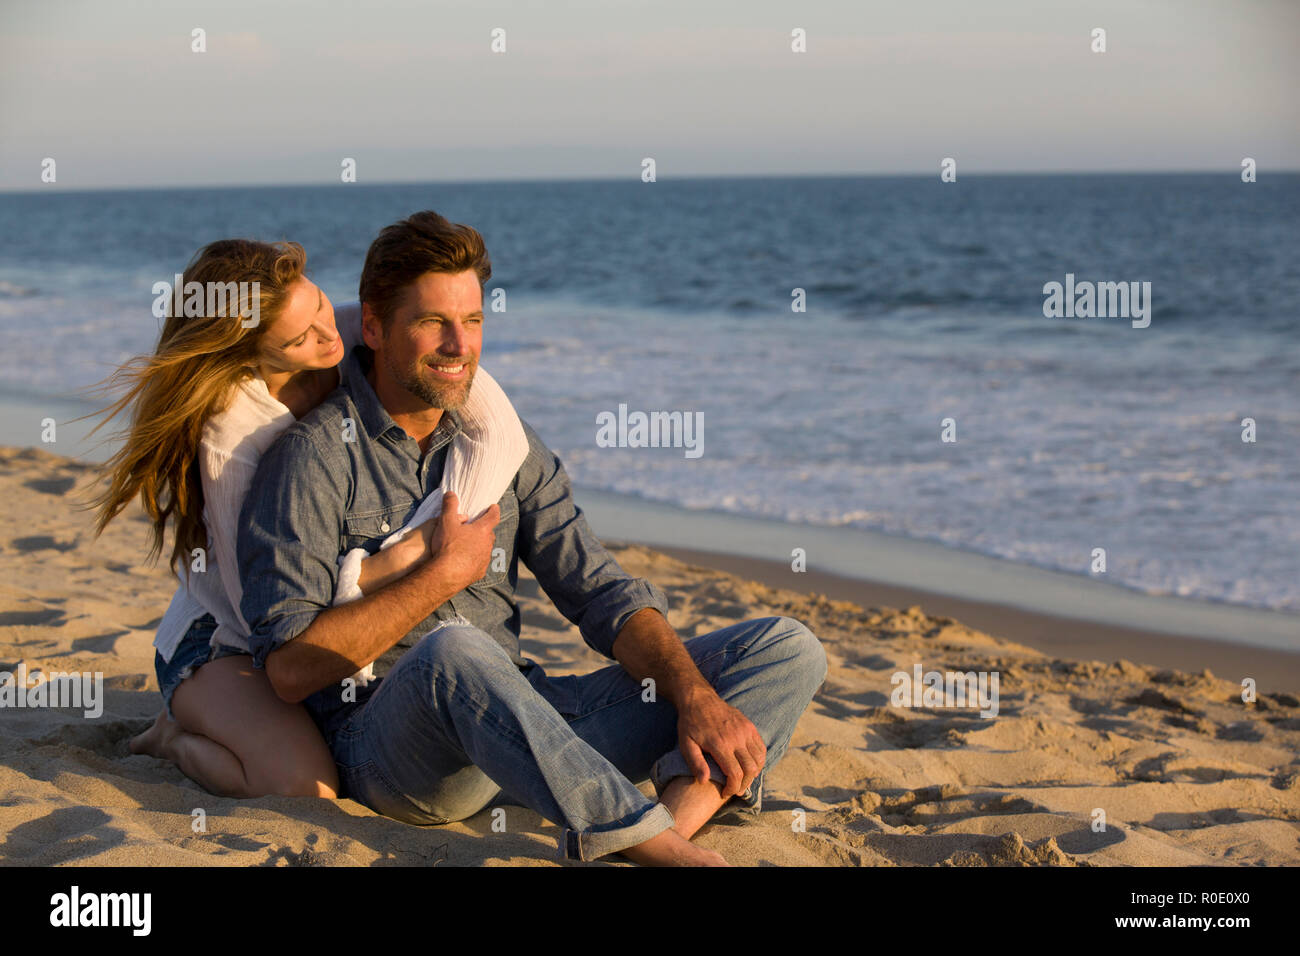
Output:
[{"xmin": 387, "ymin": 351, "xmax": 475, "ymax": 409}]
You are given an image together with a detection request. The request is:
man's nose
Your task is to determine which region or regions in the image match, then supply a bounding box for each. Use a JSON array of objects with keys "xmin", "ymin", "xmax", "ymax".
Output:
[{"xmin": 439, "ymin": 325, "xmax": 471, "ymax": 356}]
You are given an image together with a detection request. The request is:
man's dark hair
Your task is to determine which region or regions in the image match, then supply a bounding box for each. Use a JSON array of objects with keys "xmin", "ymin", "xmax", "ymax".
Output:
[{"xmin": 358, "ymin": 210, "xmax": 492, "ymax": 333}]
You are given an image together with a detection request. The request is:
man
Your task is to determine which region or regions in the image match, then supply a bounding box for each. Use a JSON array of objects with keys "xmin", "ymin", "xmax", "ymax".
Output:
[{"xmin": 238, "ymin": 210, "xmax": 827, "ymax": 865}]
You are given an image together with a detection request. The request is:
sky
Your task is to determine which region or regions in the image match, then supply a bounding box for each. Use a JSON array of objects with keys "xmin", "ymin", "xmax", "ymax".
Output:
[{"xmin": 1, "ymin": 0, "xmax": 1297, "ymax": 190}]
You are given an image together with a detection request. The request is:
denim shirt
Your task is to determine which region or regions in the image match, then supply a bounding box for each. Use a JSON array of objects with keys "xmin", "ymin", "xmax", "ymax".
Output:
[{"xmin": 236, "ymin": 343, "xmax": 670, "ymax": 738}]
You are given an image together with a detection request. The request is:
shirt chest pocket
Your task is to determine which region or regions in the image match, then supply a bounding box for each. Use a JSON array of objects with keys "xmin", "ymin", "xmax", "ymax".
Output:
[{"xmin": 342, "ymin": 502, "xmax": 417, "ymax": 554}]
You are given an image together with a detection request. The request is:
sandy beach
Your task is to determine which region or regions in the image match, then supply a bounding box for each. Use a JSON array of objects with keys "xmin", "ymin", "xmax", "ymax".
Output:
[{"xmin": 2, "ymin": 444, "xmax": 1298, "ymax": 866}]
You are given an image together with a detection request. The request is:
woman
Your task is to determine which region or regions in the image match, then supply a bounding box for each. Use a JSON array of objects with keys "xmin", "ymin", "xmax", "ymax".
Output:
[{"xmin": 84, "ymin": 238, "xmax": 528, "ymax": 799}]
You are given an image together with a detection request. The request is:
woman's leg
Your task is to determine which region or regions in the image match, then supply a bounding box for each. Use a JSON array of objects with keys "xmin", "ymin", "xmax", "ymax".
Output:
[
  {"xmin": 166, "ymin": 655, "xmax": 339, "ymax": 799},
  {"xmin": 130, "ymin": 707, "xmax": 253, "ymax": 796}
]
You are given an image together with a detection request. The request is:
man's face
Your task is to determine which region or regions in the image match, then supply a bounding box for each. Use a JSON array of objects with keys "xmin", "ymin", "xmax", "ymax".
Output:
[{"xmin": 368, "ymin": 270, "xmax": 483, "ymax": 410}]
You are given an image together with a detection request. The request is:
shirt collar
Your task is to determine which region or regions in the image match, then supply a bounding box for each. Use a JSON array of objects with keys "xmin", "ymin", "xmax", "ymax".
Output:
[{"xmin": 340, "ymin": 344, "xmax": 463, "ymax": 445}]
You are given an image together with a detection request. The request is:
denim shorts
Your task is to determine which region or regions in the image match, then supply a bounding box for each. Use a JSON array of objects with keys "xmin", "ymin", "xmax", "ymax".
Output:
[{"xmin": 154, "ymin": 612, "xmax": 249, "ymax": 720}]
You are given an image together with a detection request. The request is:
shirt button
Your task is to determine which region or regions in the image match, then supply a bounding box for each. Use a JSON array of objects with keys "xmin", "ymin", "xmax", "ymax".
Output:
[{"xmin": 380, "ymin": 521, "xmax": 390, "ymax": 532}]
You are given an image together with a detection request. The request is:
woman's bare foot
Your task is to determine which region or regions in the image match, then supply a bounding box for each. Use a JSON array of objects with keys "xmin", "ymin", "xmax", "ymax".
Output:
[
  {"xmin": 617, "ymin": 825, "xmax": 730, "ymax": 866},
  {"xmin": 129, "ymin": 709, "xmax": 181, "ymax": 758}
]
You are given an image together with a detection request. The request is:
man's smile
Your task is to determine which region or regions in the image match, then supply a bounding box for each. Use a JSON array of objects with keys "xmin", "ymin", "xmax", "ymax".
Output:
[{"xmin": 425, "ymin": 358, "xmax": 470, "ymax": 380}]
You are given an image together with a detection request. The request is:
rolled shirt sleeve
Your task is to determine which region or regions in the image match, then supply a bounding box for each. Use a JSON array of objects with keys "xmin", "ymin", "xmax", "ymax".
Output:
[
  {"xmin": 514, "ymin": 420, "xmax": 671, "ymax": 660},
  {"xmin": 238, "ymin": 431, "xmax": 346, "ymax": 668}
]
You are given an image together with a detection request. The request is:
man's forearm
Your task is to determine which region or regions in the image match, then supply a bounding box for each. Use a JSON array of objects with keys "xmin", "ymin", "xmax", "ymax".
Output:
[
  {"xmin": 265, "ymin": 558, "xmax": 459, "ymax": 703},
  {"xmin": 610, "ymin": 607, "xmax": 715, "ymax": 708}
]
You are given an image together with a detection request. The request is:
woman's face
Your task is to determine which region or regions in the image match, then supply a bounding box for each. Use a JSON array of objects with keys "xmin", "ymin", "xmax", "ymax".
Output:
[{"xmin": 256, "ymin": 277, "xmax": 343, "ymax": 373}]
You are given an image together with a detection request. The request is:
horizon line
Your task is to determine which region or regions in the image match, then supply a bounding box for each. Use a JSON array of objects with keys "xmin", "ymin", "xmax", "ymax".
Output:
[{"xmin": 3, "ymin": 167, "xmax": 1296, "ymax": 197}]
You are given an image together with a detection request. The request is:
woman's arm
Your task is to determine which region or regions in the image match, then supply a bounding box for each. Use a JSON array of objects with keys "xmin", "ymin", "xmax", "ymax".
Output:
[{"xmin": 354, "ymin": 525, "xmax": 433, "ymax": 594}]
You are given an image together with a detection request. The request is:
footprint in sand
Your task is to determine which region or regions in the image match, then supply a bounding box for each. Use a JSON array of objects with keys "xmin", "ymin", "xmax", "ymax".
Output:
[
  {"xmin": 70, "ymin": 629, "xmax": 132, "ymax": 655},
  {"xmin": 11, "ymin": 535, "xmax": 79, "ymax": 553},
  {"xmin": 22, "ymin": 476, "xmax": 78, "ymax": 495},
  {"xmin": 0, "ymin": 607, "xmax": 67, "ymax": 627}
]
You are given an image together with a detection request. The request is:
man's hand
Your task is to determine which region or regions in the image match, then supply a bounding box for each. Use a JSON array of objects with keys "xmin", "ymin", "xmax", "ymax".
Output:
[
  {"xmin": 609, "ymin": 607, "xmax": 767, "ymax": 801},
  {"xmin": 675, "ymin": 688, "xmax": 767, "ymax": 800},
  {"xmin": 422, "ymin": 491, "xmax": 500, "ymax": 592}
]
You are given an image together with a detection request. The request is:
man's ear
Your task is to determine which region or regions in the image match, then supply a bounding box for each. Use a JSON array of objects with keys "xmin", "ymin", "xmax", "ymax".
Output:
[{"xmin": 360, "ymin": 302, "xmax": 384, "ymax": 350}]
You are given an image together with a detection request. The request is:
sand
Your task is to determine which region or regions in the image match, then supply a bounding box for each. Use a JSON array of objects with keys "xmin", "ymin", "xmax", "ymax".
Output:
[{"xmin": 1, "ymin": 444, "xmax": 1298, "ymax": 866}]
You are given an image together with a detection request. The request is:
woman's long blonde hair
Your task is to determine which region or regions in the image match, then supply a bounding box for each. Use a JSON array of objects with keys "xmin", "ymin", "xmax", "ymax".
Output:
[{"xmin": 81, "ymin": 239, "xmax": 308, "ymax": 579}]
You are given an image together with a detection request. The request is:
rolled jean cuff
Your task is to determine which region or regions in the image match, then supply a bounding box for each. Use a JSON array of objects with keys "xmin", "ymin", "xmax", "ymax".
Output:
[
  {"xmin": 558, "ymin": 802, "xmax": 676, "ymax": 863},
  {"xmin": 650, "ymin": 750, "xmax": 764, "ymax": 816}
]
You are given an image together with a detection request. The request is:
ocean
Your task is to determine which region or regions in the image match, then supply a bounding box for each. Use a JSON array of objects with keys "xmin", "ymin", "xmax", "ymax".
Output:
[{"xmin": 1, "ymin": 174, "xmax": 1296, "ymax": 615}]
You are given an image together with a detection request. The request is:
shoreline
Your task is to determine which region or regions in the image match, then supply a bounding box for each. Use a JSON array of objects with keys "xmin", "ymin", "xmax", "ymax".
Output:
[
  {"xmin": 571, "ymin": 485, "xmax": 1299, "ymax": 656},
  {"xmin": 621, "ymin": 541, "xmax": 1300, "ymax": 692}
]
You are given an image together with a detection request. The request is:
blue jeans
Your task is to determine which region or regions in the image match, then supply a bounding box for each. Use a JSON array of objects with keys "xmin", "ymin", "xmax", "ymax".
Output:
[{"xmin": 329, "ymin": 615, "xmax": 827, "ymax": 862}]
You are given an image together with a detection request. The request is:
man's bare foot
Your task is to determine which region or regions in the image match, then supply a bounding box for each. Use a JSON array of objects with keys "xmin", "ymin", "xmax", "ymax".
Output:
[
  {"xmin": 616, "ymin": 825, "xmax": 730, "ymax": 866},
  {"xmin": 129, "ymin": 709, "xmax": 181, "ymax": 758}
]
